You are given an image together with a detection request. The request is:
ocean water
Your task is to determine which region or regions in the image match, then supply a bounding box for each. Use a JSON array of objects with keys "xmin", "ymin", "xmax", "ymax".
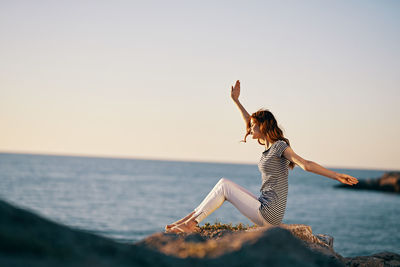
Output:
[{"xmin": 0, "ymin": 152, "xmax": 398, "ymax": 257}]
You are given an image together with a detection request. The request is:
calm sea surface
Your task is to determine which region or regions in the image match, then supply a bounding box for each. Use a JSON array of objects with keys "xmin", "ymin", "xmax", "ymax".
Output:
[{"xmin": 0, "ymin": 153, "xmax": 399, "ymax": 257}]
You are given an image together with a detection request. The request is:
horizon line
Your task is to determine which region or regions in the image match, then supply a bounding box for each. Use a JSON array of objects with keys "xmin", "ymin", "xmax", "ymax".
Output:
[{"xmin": 0, "ymin": 149, "xmax": 397, "ymax": 172}]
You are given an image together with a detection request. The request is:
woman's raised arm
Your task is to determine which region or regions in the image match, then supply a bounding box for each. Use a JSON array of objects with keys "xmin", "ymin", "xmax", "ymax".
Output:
[
  {"xmin": 282, "ymin": 146, "xmax": 359, "ymax": 186},
  {"xmin": 231, "ymin": 80, "xmax": 250, "ymax": 126}
]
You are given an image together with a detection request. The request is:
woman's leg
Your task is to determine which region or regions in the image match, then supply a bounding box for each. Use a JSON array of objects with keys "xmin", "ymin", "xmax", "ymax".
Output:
[{"xmin": 192, "ymin": 177, "xmax": 271, "ymax": 227}]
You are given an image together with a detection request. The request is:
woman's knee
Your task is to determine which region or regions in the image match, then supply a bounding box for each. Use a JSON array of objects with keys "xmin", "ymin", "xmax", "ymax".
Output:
[
  {"xmin": 217, "ymin": 177, "xmax": 225, "ymax": 184},
  {"xmin": 218, "ymin": 177, "xmax": 231, "ymax": 185}
]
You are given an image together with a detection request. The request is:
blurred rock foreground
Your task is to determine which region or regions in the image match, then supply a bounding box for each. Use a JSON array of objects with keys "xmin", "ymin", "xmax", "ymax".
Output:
[{"xmin": 1, "ymin": 198, "xmax": 399, "ymax": 267}]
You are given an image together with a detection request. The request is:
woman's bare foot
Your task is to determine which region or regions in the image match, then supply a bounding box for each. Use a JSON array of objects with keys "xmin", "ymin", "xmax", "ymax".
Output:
[
  {"xmin": 166, "ymin": 218, "xmax": 199, "ymax": 234},
  {"xmin": 165, "ymin": 211, "xmax": 196, "ymax": 231}
]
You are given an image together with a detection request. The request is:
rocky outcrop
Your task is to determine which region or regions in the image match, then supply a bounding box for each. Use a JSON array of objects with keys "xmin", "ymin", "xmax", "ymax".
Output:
[
  {"xmin": 0, "ymin": 198, "xmax": 399, "ymax": 266},
  {"xmin": 0, "ymin": 198, "xmax": 174, "ymax": 267},
  {"xmin": 336, "ymin": 171, "xmax": 400, "ymax": 193},
  {"xmin": 343, "ymin": 252, "xmax": 400, "ymax": 266},
  {"xmin": 137, "ymin": 223, "xmax": 343, "ymax": 265}
]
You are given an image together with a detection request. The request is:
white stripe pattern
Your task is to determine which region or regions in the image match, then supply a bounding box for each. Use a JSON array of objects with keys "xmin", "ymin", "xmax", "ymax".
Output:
[{"xmin": 257, "ymin": 140, "xmax": 290, "ymax": 225}]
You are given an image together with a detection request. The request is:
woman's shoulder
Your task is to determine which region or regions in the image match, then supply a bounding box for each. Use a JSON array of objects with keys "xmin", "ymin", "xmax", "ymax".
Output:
[
  {"xmin": 273, "ymin": 140, "xmax": 289, "ymax": 157},
  {"xmin": 274, "ymin": 140, "xmax": 287, "ymax": 146}
]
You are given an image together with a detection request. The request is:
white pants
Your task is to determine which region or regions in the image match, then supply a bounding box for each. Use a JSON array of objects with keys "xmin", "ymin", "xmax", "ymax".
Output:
[{"xmin": 193, "ymin": 178, "xmax": 271, "ymax": 227}]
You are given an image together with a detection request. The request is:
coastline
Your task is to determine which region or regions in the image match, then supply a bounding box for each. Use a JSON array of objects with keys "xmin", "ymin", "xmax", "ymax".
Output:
[{"xmin": 336, "ymin": 171, "xmax": 400, "ymax": 193}]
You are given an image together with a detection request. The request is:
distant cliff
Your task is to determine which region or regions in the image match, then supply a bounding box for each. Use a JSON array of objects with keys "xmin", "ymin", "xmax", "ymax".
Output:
[
  {"xmin": 336, "ymin": 171, "xmax": 400, "ymax": 193},
  {"xmin": 0, "ymin": 198, "xmax": 399, "ymax": 266}
]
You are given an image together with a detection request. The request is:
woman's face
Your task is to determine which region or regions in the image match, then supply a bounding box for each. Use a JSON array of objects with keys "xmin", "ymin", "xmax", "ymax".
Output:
[{"xmin": 250, "ymin": 118, "xmax": 263, "ymax": 139}]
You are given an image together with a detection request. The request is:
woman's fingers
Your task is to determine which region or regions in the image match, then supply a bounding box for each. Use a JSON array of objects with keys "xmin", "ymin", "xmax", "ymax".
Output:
[
  {"xmin": 338, "ymin": 174, "xmax": 359, "ymax": 185},
  {"xmin": 344, "ymin": 179, "xmax": 354, "ymax": 185},
  {"xmin": 347, "ymin": 175, "xmax": 359, "ymax": 184},
  {"xmin": 231, "ymin": 80, "xmax": 240, "ymax": 89},
  {"xmin": 347, "ymin": 178, "xmax": 358, "ymax": 185},
  {"xmin": 347, "ymin": 179, "xmax": 357, "ymax": 185}
]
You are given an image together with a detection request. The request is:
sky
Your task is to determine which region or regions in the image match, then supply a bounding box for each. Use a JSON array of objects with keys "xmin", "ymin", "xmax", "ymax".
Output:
[{"xmin": 0, "ymin": 0, "xmax": 399, "ymax": 170}]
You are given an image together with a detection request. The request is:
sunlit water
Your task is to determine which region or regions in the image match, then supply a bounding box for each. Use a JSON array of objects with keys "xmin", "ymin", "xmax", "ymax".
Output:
[{"xmin": 0, "ymin": 153, "xmax": 398, "ymax": 257}]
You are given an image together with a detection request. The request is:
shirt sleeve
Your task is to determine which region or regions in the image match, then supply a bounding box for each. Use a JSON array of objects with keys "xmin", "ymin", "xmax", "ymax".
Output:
[{"xmin": 275, "ymin": 140, "xmax": 289, "ymax": 157}]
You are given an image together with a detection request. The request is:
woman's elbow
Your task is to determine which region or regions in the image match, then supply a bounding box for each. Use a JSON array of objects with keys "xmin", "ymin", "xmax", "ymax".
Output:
[{"xmin": 303, "ymin": 160, "xmax": 313, "ymax": 172}]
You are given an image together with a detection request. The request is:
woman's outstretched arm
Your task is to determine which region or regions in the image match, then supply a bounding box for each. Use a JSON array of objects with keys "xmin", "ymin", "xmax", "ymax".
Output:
[
  {"xmin": 282, "ymin": 146, "xmax": 359, "ymax": 186},
  {"xmin": 231, "ymin": 80, "xmax": 250, "ymax": 126}
]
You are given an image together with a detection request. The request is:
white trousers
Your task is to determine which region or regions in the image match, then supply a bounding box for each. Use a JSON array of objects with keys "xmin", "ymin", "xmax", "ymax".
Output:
[{"xmin": 193, "ymin": 178, "xmax": 271, "ymax": 227}]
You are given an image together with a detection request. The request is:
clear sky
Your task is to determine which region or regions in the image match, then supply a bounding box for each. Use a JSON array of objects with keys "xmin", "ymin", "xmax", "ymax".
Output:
[{"xmin": 1, "ymin": 1, "xmax": 399, "ymax": 170}]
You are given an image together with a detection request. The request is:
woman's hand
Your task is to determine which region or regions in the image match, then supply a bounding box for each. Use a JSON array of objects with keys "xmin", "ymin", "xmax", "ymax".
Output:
[
  {"xmin": 335, "ymin": 173, "xmax": 359, "ymax": 186},
  {"xmin": 231, "ymin": 80, "xmax": 240, "ymax": 102}
]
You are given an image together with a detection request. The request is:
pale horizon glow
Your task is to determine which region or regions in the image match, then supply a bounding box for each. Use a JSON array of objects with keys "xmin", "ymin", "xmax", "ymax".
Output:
[{"xmin": 1, "ymin": 1, "xmax": 399, "ymax": 171}]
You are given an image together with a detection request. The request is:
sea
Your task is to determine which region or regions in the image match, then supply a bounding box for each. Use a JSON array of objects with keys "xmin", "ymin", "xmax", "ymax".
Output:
[{"xmin": 0, "ymin": 152, "xmax": 398, "ymax": 257}]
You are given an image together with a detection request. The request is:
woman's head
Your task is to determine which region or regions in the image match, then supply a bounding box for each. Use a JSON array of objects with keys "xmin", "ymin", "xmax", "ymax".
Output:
[
  {"xmin": 246, "ymin": 109, "xmax": 282, "ymax": 143},
  {"xmin": 242, "ymin": 108, "xmax": 295, "ymax": 169}
]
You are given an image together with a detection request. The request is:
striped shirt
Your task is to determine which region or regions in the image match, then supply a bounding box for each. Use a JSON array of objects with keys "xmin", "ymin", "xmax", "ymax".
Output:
[{"xmin": 257, "ymin": 140, "xmax": 290, "ymax": 225}]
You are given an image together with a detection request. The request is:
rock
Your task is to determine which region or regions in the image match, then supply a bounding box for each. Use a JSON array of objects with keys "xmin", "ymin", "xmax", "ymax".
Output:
[
  {"xmin": 138, "ymin": 223, "xmax": 343, "ymax": 261},
  {"xmin": 137, "ymin": 226, "xmax": 344, "ymax": 266},
  {"xmin": 0, "ymin": 198, "xmax": 399, "ymax": 267},
  {"xmin": 336, "ymin": 171, "xmax": 400, "ymax": 193},
  {"xmin": 344, "ymin": 251, "xmax": 400, "ymax": 267},
  {"xmin": 316, "ymin": 234, "xmax": 334, "ymax": 248},
  {"xmin": 0, "ymin": 198, "xmax": 180, "ymax": 267},
  {"xmin": 379, "ymin": 172, "xmax": 400, "ymax": 192}
]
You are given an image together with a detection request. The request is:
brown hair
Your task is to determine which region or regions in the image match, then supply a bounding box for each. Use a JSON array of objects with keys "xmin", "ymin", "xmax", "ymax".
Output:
[{"xmin": 241, "ymin": 108, "xmax": 295, "ymax": 170}]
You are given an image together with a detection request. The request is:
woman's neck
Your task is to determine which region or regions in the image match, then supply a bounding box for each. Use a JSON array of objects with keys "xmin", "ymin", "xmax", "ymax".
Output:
[{"xmin": 264, "ymin": 138, "xmax": 274, "ymax": 150}]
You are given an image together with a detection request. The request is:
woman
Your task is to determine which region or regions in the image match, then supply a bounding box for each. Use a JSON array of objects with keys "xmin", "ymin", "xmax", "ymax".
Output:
[{"xmin": 165, "ymin": 80, "xmax": 359, "ymax": 233}]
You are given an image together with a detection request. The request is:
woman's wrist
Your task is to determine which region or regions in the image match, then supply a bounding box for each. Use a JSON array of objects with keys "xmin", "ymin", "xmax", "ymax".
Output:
[{"xmin": 332, "ymin": 172, "xmax": 339, "ymax": 181}]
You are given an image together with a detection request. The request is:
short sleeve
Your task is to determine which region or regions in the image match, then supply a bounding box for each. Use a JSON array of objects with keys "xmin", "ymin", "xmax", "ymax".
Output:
[{"xmin": 275, "ymin": 140, "xmax": 289, "ymax": 157}]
